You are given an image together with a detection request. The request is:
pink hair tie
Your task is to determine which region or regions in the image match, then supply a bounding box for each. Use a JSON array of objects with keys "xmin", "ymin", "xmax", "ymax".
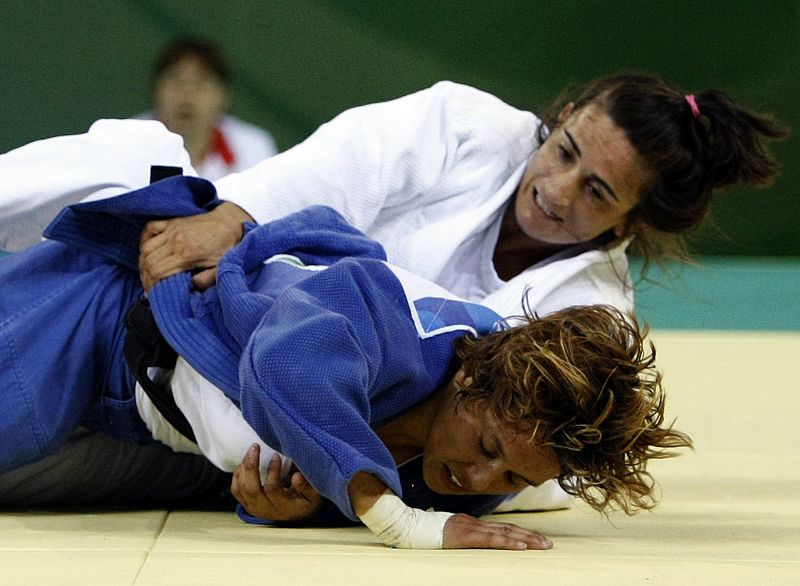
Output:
[{"xmin": 685, "ymin": 94, "xmax": 701, "ymax": 118}]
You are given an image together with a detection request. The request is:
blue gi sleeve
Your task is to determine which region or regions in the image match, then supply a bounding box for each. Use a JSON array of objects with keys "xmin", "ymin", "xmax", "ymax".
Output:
[{"xmin": 235, "ymin": 259, "xmax": 436, "ymax": 522}]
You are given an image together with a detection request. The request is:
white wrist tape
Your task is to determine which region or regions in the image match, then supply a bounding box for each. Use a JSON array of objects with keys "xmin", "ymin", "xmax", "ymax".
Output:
[{"xmin": 358, "ymin": 491, "xmax": 453, "ymax": 549}]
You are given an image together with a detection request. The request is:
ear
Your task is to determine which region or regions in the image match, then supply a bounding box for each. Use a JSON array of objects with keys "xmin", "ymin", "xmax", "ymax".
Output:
[
  {"xmin": 448, "ymin": 368, "xmax": 472, "ymax": 400},
  {"xmin": 456, "ymin": 369, "xmax": 473, "ymax": 388},
  {"xmin": 557, "ymin": 102, "xmax": 575, "ymax": 124}
]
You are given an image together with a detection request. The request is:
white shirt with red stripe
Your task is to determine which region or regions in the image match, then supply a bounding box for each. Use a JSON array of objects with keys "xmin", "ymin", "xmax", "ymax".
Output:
[{"xmin": 195, "ymin": 114, "xmax": 278, "ymax": 180}]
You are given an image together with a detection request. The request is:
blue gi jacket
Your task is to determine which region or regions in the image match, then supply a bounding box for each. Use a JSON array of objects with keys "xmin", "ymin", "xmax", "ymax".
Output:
[{"xmin": 0, "ymin": 175, "xmax": 505, "ymax": 520}]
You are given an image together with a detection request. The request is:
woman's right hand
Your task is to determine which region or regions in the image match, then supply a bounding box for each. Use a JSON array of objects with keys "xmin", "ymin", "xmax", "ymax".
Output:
[
  {"xmin": 442, "ymin": 513, "xmax": 553, "ymax": 550},
  {"xmin": 231, "ymin": 444, "xmax": 323, "ymax": 523}
]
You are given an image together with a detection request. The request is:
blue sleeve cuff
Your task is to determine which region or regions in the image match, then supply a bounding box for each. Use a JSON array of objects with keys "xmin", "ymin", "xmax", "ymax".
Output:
[{"xmin": 235, "ymin": 503, "xmax": 281, "ymax": 526}]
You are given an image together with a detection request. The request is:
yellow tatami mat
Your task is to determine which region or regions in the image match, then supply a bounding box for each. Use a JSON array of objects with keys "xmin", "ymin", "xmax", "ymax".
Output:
[{"xmin": 2, "ymin": 330, "xmax": 798, "ymax": 585}]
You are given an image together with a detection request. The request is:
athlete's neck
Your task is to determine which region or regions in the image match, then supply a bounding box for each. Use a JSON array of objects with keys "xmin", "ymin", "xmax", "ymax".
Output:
[{"xmin": 375, "ymin": 385, "xmax": 445, "ymax": 465}]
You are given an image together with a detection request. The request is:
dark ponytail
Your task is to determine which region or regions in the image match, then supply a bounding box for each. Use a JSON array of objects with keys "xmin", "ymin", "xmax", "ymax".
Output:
[{"xmin": 691, "ymin": 89, "xmax": 786, "ymax": 190}]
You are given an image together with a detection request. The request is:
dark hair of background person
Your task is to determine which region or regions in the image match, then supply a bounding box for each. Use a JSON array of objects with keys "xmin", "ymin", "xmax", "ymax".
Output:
[{"xmin": 151, "ymin": 37, "xmax": 232, "ymax": 91}]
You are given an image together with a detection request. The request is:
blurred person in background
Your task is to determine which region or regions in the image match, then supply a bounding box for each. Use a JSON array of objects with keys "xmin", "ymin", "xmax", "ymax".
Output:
[{"xmin": 140, "ymin": 36, "xmax": 277, "ymax": 180}]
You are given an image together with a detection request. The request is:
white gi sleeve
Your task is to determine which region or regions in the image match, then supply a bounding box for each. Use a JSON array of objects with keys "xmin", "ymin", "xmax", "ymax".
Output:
[
  {"xmin": 0, "ymin": 119, "xmax": 194, "ymax": 251},
  {"xmin": 214, "ymin": 81, "xmax": 531, "ymax": 232}
]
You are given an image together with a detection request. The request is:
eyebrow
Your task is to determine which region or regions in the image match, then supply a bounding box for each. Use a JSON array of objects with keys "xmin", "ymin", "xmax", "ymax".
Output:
[
  {"xmin": 564, "ymin": 129, "xmax": 620, "ymax": 203},
  {"xmin": 494, "ymin": 433, "xmax": 542, "ymax": 488}
]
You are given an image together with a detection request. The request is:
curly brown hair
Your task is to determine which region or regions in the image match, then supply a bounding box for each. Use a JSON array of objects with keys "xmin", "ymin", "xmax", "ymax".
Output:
[{"xmin": 452, "ymin": 303, "xmax": 692, "ymax": 514}]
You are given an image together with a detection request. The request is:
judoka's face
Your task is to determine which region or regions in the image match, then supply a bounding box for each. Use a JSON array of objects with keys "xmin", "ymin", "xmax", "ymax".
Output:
[
  {"xmin": 514, "ymin": 103, "xmax": 653, "ymax": 245},
  {"xmin": 153, "ymin": 56, "xmax": 229, "ymax": 140},
  {"xmin": 422, "ymin": 373, "xmax": 560, "ymax": 495}
]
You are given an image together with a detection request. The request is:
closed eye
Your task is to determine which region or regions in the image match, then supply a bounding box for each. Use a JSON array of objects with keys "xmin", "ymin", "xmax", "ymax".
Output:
[
  {"xmin": 587, "ymin": 183, "xmax": 604, "ymax": 200},
  {"xmin": 480, "ymin": 438, "xmax": 498, "ymax": 459}
]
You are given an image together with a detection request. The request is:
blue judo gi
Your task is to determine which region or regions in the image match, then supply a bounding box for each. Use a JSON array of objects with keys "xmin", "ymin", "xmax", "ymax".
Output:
[{"xmin": 0, "ymin": 175, "xmax": 507, "ymax": 521}]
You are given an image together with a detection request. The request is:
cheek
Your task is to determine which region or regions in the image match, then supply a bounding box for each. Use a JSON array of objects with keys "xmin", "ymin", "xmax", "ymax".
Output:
[
  {"xmin": 427, "ymin": 405, "xmax": 476, "ymax": 460},
  {"xmin": 154, "ymin": 86, "xmax": 174, "ymax": 106},
  {"xmin": 196, "ymin": 91, "xmax": 227, "ymax": 115},
  {"xmin": 525, "ymin": 147, "xmax": 554, "ymax": 181},
  {"xmin": 572, "ymin": 201, "xmax": 625, "ymax": 237},
  {"xmin": 421, "ymin": 456, "xmax": 440, "ymax": 490},
  {"xmin": 422, "ymin": 413, "xmax": 449, "ymax": 462},
  {"xmin": 157, "ymin": 83, "xmax": 191, "ymax": 110}
]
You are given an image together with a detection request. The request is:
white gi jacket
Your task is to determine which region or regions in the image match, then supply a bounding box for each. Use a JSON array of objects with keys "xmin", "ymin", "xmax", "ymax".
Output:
[{"xmin": 215, "ymin": 81, "xmax": 633, "ymax": 317}]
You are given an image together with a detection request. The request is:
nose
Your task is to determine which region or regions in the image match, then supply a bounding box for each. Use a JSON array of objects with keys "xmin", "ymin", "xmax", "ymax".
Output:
[
  {"xmin": 174, "ymin": 76, "xmax": 200, "ymax": 96},
  {"xmin": 466, "ymin": 459, "xmax": 503, "ymax": 492},
  {"xmin": 547, "ymin": 169, "xmax": 580, "ymax": 209}
]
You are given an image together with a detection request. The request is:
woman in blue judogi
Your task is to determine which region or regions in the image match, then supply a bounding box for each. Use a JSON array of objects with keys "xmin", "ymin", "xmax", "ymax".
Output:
[
  {"xmin": 0, "ymin": 174, "xmax": 689, "ymax": 549},
  {"xmin": 0, "ymin": 175, "xmax": 550, "ymax": 549}
]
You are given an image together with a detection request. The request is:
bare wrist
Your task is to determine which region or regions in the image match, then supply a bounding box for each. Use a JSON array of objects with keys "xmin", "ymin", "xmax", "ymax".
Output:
[{"xmin": 216, "ymin": 202, "xmax": 255, "ymax": 232}]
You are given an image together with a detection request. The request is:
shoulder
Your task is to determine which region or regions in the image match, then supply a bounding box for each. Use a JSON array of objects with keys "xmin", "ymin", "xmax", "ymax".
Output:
[
  {"xmin": 432, "ymin": 81, "xmax": 538, "ymax": 130},
  {"xmin": 425, "ymin": 81, "xmax": 520, "ymax": 114},
  {"xmin": 218, "ymin": 114, "xmax": 273, "ymax": 141},
  {"xmin": 87, "ymin": 117, "xmax": 183, "ymax": 148}
]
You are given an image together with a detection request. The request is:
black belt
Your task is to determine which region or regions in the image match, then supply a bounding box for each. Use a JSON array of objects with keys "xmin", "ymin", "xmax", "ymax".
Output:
[{"xmin": 123, "ymin": 298, "xmax": 197, "ymax": 443}]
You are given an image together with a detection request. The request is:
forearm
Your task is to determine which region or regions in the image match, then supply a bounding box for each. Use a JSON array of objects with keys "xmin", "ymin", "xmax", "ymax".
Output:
[
  {"xmin": 350, "ymin": 471, "xmax": 452, "ymax": 549},
  {"xmin": 348, "ymin": 471, "xmax": 393, "ymax": 517}
]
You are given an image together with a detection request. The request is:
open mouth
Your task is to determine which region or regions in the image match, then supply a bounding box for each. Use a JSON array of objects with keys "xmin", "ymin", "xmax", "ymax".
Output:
[{"xmin": 446, "ymin": 465, "xmax": 464, "ymax": 489}]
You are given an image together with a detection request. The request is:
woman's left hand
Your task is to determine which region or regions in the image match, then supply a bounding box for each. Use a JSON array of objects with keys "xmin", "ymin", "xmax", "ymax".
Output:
[
  {"xmin": 231, "ymin": 444, "xmax": 323, "ymax": 522},
  {"xmin": 443, "ymin": 513, "xmax": 553, "ymax": 550}
]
